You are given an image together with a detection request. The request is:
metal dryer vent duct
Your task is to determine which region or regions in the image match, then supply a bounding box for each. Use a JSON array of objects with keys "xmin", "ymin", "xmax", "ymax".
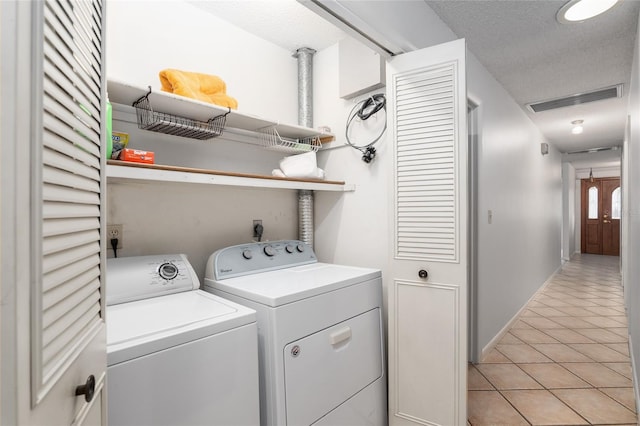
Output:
[{"xmin": 293, "ymin": 47, "xmax": 316, "ymax": 247}]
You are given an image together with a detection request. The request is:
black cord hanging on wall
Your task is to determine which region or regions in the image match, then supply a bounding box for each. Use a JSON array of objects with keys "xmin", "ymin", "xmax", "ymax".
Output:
[{"xmin": 345, "ymin": 94, "xmax": 387, "ymax": 163}]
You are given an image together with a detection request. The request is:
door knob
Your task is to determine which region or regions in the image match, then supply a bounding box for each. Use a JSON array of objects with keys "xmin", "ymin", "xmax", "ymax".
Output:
[
  {"xmin": 418, "ymin": 269, "xmax": 429, "ymax": 279},
  {"xmin": 75, "ymin": 375, "xmax": 96, "ymax": 403},
  {"xmin": 603, "ymin": 219, "xmax": 611, "ymax": 224}
]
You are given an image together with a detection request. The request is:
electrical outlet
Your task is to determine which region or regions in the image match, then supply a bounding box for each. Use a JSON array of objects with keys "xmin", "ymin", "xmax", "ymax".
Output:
[
  {"xmin": 107, "ymin": 224, "xmax": 123, "ymax": 249},
  {"xmin": 253, "ymin": 220, "xmax": 263, "ymax": 238}
]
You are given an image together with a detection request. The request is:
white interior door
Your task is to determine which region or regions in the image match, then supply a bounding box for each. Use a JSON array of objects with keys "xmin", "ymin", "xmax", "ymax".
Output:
[
  {"xmin": 387, "ymin": 38, "xmax": 468, "ymax": 426},
  {"xmin": 1, "ymin": 1, "xmax": 107, "ymax": 425}
]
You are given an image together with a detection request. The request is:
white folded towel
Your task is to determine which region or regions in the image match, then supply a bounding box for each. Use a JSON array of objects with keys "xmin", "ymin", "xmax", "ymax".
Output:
[{"xmin": 278, "ymin": 151, "xmax": 325, "ymax": 179}]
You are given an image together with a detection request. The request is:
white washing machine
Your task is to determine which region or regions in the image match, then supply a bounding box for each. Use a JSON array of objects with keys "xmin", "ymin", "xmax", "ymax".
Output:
[
  {"xmin": 203, "ymin": 241, "xmax": 387, "ymax": 426},
  {"xmin": 106, "ymin": 254, "xmax": 260, "ymax": 426}
]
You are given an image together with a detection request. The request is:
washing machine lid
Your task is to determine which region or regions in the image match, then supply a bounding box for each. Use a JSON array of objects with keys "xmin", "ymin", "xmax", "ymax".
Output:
[
  {"xmin": 107, "ymin": 290, "xmax": 256, "ymax": 366},
  {"xmin": 204, "ymin": 263, "xmax": 381, "ymax": 307}
]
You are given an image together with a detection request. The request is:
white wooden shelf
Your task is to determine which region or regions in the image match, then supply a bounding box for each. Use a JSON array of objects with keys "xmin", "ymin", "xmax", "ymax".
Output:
[
  {"xmin": 106, "ymin": 161, "xmax": 355, "ymax": 192},
  {"xmin": 107, "ymin": 79, "xmax": 334, "ymax": 142}
]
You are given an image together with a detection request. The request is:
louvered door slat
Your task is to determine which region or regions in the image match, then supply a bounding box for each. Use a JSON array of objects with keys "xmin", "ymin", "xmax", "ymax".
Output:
[
  {"xmin": 44, "ymin": 230, "xmax": 100, "ymax": 256},
  {"xmin": 45, "ymin": 2, "xmax": 100, "ymax": 89},
  {"xmin": 44, "ymin": 61, "xmax": 99, "ymax": 118},
  {"xmin": 43, "ymin": 147, "xmax": 100, "ymax": 181},
  {"xmin": 395, "ymin": 63, "xmax": 458, "ymax": 261},
  {"xmin": 34, "ymin": 0, "xmax": 105, "ymax": 401},
  {"xmin": 42, "ymin": 243, "xmax": 100, "ymax": 275},
  {"xmin": 43, "ymin": 256, "xmax": 101, "ymax": 294},
  {"xmin": 42, "ymin": 41, "xmax": 99, "ymax": 111},
  {"xmin": 43, "ymin": 202, "xmax": 99, "ymax": 219},
  {"xmin": 43, "ymin": 218, "xmax": 100, "ymax": 237}
]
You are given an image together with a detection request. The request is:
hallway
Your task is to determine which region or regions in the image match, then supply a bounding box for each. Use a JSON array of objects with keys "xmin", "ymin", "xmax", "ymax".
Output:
[{"xmin": 468, "ymin": 254, "xmax": 638, "ymax": 425}]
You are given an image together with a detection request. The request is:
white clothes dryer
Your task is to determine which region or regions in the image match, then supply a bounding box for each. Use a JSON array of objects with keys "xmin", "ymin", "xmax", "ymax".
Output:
[
  {"xmin": 204, "ymin": 241, "xmax": 387, "ymax": 426},
  {"xmin": 106, "ymin": 254, "xmax": 259, "ymax": 426}
]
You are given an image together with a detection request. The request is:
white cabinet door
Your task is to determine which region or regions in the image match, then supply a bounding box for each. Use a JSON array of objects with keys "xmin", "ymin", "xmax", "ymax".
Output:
[
  {"xmin": 1, "ymin": 1, "xmax": 107, "ymax": 424},
  {"xmin": 387, "ymin": 39, "xmax": 468, "ymax": 426}
]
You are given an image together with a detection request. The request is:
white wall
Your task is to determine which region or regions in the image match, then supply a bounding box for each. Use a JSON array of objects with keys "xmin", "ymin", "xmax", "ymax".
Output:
[
  {"xmin": 106, "ymin": 1, "xmax": 304, "ymax": 280},
  {"xmin": 623, "ymin": 8, "xmax": 640, "ymax": 408},
  {"xmin": 312, "ymin": 1, "xmax": 563, "ymax": 359},
  {"xmin": 107, "ymin": 0, "xmax": 298, "ymax": 123},
  {"xmin": 562, "ymin": 163, "xmax": 576, "ymax": 260}
]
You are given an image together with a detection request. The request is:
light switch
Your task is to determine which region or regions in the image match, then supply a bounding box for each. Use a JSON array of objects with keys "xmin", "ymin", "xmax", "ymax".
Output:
[{"xmin": 488, "ymin": 210, "xmax": 493, "ymax": 224}]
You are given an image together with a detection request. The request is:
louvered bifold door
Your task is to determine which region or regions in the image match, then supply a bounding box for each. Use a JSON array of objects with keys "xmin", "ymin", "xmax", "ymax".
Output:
[
  {"xmin": 394, "ymin": 63, "xmax": 458, "ymax": 262},
  {"xmin": 32, "ymin": 0, "xmax": 105, "ymax": 403}
]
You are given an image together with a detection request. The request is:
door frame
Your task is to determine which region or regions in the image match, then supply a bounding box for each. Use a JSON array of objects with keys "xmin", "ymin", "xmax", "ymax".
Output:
[{"xmin": 580, "ymin": 177, "xmax": 621, "ymax": 255}]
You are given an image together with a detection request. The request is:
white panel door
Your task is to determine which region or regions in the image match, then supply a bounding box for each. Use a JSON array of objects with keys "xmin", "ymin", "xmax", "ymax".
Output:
[{"xmin": 387, "ymin": 39, "xmax": 467, "ymax": 426}]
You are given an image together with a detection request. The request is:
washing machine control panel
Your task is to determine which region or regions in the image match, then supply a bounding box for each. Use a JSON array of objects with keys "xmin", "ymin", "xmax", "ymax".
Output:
[
  {"xmin": 207, "ymin": 240, "xmax": 317, "ymax": 280},
  {"xmin": 106, "ymin": 254, "xmax": 200, "ymax": 306}
]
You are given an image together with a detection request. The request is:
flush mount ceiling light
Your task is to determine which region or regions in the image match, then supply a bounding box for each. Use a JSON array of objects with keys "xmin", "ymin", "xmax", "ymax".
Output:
[
  {"xmin": 557, "ymin": 0, "xmax": 620, "ymax": 24},
  {"xmin": 571, "ymin": 119, "xmax": 584, "ymax": 135}
]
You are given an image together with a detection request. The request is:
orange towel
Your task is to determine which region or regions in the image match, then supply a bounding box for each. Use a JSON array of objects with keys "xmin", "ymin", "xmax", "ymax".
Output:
[{"xmin": 159, "ymin": 69, "xmax": 238, "ymax": 109}]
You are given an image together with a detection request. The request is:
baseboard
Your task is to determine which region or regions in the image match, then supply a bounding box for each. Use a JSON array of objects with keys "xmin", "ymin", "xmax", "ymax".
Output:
[
  {"xmin": 480, "ymin": 264, "xmax": 563, "ymax": 361},
  {"xmin": 629, "ymin": 336, "xmax": 640, "ymax": 421}
]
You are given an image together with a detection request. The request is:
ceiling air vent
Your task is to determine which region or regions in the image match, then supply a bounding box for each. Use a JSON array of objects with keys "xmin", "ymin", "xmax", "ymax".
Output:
[{"xmin": 527, "ymin": 84, "xmax": 623, "ymax": 113}]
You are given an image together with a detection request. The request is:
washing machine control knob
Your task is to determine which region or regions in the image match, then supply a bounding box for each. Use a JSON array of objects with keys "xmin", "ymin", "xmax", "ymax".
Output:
[
  {"xmin": 285, "ymin": 244, "xmax": 295, "ymax": 254},
  {"xmin": 296, "ymin": 244, "xmax": 305, "ymax": 253},
  {"xmin": 158, "ymin": 262, "xmax": 178, "ymax": 280},
  {"xmin": 264, "ymin": 245, "xmax": 276, "ymax": 257},
  {"xmin": 242, "ymin": 249, "xmax": 253, "ymax": 260}
]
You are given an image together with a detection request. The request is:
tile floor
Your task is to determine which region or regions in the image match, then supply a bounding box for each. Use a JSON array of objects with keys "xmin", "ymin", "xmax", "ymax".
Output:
[{"xmin": 468, "ymin": 254, "xmax": 638, "ymax": 425}]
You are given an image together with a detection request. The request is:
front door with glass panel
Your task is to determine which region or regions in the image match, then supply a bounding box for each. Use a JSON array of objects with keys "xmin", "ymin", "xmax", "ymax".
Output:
[{"xmin": 581, "ymin": 177, "xmax": 621, "ymax": 256}]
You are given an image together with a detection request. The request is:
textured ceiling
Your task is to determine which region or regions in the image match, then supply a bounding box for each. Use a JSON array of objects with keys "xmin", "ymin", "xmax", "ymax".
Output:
[
  {"xmin": 190, "ymin": 0, "xmax": 639, "ymax": 161},
  {"xmin": 188, "ymin": 0, "xmax": 346, "ymax": 52},
  {"xmin": 426, "ymin": 0, "xmax": 640, "ymax": 154}
]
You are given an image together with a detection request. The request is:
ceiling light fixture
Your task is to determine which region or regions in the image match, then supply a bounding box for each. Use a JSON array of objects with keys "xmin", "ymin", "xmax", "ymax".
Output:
[
  {"xmin": 557, "ymin": 0, "xmax": 620, "ymax": 24},
  {"xmin": 571, "ymin": 119, "xmax": 584, "ymax": 135}
]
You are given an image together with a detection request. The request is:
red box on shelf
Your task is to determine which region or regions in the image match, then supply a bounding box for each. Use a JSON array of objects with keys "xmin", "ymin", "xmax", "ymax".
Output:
[{"xmin": 121, "ymin": 148, "xmax": 155, "ymax": 164}]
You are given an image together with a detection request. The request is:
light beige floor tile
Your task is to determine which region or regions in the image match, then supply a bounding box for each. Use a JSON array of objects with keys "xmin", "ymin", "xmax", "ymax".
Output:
[
  {"xmin": 511, "ymin": 320, "xmax": 534, "ymax": 329},
  {"xmin": 599, "ymin": 387, "xmax": 637, "ymax": 413},
  {"xmin": 502, "ymin": 389, "xmax": 588, "ymax": 425},
  {"xmin": 581, "ymin": 316, "xmax": 628, "ymax": 328},
  {"xmin": 575, "ymin": 328, "xmax": 627, "ymax": 343},
  {"xmin": 519, "ymin": 363, "xmax": 590, "ymax": 389},
  {"xmin": 552, "ymin": 388, "xmax": 638, "ymax": 424},
  {"xmin": 570, "ymin": 343, "xmax": 630, "ymax": 362},
  {"xmin": 481, "ymin": 348, "xmax": 512, "ymax": 363},
  {"xmin": 476, "ymin": 364, "xmax": 542, "ymax": 390},
  {"xmin": 531, "ymin": 344, "xmax": 594, "ymax": 363},
  {"xmin": 603, "ymin": 362, "xmax": 633, "ymax": 379},
  {"xmin": 521, "ymin": 316, "xmax": 565, "ymax": 329},
  {"xmin": 496, "ymin": 344, "xmax": 553, "ymax": 363},
  {"xmin": 609, "ymin": 327, "xmax": 630, "ymax": 338},
  {"xmin": 510, "ymin": 328, "xmax": 559, "ymax": 344},
  {"xmin": 556, "ymin": 306, "xmax": 600, "ymax": 316},
  {"xmin": 550, "ymin": 316, "xmax": 599, "ymax": 329},
  {"xmin": 560, "ymin": 363, "xmax": 632, "ymax": 387},
  {"xmin": 585, "ymin": 306, "xmax": 628, "ymax": 316},
  {"xmin": 537, "ymin": 298, "xmax": 573, "ymax": 308},
  {"xmin": 467, "ymin": 391, "xmax": 529, "ymax": 426},
  {"xmin": 520, "ymin": 309, "xmax": 541, "ymax": 318},
  {"xmin": 564, "ymin": 299, "xmax": 601, "ymax": 307},
  {"xmin": 591, "ymin": 298, "xmax": 626, "ymax": 307},
  {"xmin": 530, "ymin": 306, "xmax": 570, "ymax": 317},
  {"xmin": 542, "ymin": 328, "xmax": 595, "ymax": 344},
  {"xmin": 606, "ymin": 343, "xmax": 631, "ymax": 356},
  {"xmin": 498, "ymin": 332, "xmax": 524, "ymax": 345},
  {"xmin": 468, "ymin": 364, "xmax": 494, "ymax": 390}
]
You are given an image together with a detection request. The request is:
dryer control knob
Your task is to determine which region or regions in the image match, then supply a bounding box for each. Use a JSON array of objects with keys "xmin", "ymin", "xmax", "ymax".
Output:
[
  {"xmin": 158, "ymin": 262, "xmax": 178, "ymax": 280},
  {"xmin": 242, "ymin": 249, "xmax": 253, "ymax": 260},
  {"xmin": 296, "ymin": 244, "xmax": 305, "ymax": 253},
  {"xmin": 264, "ymin": 245, "xmax": 276, "ymax": 257},
  {"xmin": 285, "ymin": 245, "xmax": 295, "ymax": 254}
]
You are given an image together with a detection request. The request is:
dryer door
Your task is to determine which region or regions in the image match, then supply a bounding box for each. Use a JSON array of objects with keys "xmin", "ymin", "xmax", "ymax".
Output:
[{"xmin": 283, "ymin": 308, "xmax": 383, "ymax": 425}]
